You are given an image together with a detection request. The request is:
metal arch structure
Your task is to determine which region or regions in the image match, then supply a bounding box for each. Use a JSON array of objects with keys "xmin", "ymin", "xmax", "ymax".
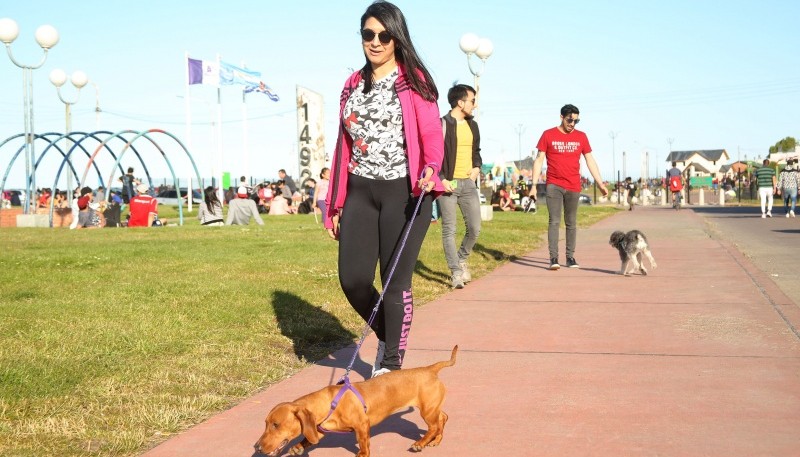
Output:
[
  {"xmin": 82, "ymin": 128, "xmax": 203, "ymax": 226},
  {"xmin": 1, "ymin": 133, "xmax": 84, "ymax": 198},
  {"xmin": 1, "ymin": 131, "xmax": 148, "ymax": 226},
  {"xmin": 44, "ymin": 131, "xmax": 134, "ymax": 226},
  {"xmin": 1, "ymin": 129, "xmax": 203, "ymax": 227}
]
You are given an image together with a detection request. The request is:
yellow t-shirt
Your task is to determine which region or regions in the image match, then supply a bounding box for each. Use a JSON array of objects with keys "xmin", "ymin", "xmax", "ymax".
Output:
[{"xmin": 453, "ymin": 121, "xmax": 473, "ymax": 179}]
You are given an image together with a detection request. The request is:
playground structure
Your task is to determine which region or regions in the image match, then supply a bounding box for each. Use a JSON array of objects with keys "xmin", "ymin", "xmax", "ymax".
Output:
[{"xmin": 0, "ymin": 129, "xmax": 202, "ymax": 227}]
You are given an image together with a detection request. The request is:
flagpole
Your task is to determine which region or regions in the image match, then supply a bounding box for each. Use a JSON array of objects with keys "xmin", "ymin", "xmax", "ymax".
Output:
[
  {"xmin": 215, "ymin": 53, "xmax": 223, "ymax": 204},
  {"xmin": 185, "ymin": 51, "xmax": 193, "ymax": 211},
  {"xmin": 241, "ymin": 61, "xmax": 249, "ymax": 185}
]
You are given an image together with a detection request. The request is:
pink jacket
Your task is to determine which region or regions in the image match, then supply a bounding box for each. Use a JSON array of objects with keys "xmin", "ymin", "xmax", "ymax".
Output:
[{"xmin": 324, "ymin": 66, "xmax": 444, "ymax": 229}]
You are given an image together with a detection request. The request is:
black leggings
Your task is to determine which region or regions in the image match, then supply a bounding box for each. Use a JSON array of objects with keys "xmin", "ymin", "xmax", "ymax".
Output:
[{"xmin": 338, "ymin": 174, "xmax": 433, "ymax": 370}]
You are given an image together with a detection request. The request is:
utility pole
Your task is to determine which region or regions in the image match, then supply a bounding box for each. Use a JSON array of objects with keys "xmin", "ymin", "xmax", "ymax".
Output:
[
  {"xmin": 514, "ymin": 124, "xmax": 526, "ymax": 161},
  {"xmin": 609, "ymin": 131, "xmax": 619, "ymax": 183}
]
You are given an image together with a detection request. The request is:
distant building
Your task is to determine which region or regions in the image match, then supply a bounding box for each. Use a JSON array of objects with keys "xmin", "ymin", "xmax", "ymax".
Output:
[{"xmin": 666, "ymin": 149, "xmax": 730, "ymax": 178}]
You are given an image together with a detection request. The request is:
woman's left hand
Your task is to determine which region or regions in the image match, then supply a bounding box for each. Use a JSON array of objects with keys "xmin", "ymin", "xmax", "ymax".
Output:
[{"xmin": 417, "ymin": 167, "xmax": 435, "ymax": 193}]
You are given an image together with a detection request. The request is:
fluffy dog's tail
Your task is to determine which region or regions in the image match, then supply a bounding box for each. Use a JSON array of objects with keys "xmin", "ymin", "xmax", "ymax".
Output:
[{"xmin": 430, "ymin": 345, "xmax": 458, "ymax": 373}]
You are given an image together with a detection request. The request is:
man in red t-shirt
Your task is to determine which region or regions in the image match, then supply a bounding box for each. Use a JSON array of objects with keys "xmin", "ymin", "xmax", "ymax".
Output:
[
  {"xmin": 529, "ymin": 104, "xmax": 608, "ymax": 270},
  {"xmin": 127, "ymin": 183, "xmax": 158, "ymax": 227}
]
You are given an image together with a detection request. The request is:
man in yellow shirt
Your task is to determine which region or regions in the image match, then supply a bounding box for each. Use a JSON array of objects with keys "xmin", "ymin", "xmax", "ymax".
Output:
[{"xmin": 439, "ymin": 84, "xmax": 483, "ymax": 289}]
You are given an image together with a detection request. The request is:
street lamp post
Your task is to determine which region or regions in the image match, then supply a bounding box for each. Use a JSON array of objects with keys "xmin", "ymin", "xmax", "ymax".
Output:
[
  {"xmin": 459, "ymin": 33, "xmax": 493, "ymax": 122},
  {"xmin": 0, "ymin": 18, "xmax": 59, "ymax": 214},
  {"xmin": 622, "ymin": 150, "xmax": 627, "ymax": 180},
  {"xmin": 609, "ymin": 131, "xmax": 619, "ymax": 205},
  {"xmin": 50, "ymin": 69, "xmax": 88, "ymax": 194}
]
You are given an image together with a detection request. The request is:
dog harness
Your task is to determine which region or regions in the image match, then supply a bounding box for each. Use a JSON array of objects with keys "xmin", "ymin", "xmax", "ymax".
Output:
[
  {"xmin": 317, "ymin": 180, "xmax": 429, "ymax": 434},
  {"xmin": 317, "ymin": 375, "xmax": 368, "ymax": 434}
]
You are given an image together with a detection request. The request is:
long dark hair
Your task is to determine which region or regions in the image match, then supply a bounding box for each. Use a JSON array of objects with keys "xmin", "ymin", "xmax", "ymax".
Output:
[
  {"xmin": 359, "ymin": 1, "xmax": 438, "ymax": 102},
  {"xmin": 204, "ymin": 186, "xmax": 221, "ymax": 210}
]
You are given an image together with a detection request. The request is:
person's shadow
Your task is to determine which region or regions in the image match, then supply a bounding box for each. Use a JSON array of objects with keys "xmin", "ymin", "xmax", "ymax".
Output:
[
  {"xmin": 413, "ymin": 260, "xmax": 450, "ymax": 286},
  {"xmin": 271, "ymin": 290, "xmax": 372, "ymax": 382},
  {"xmin": 473, "ymin": 242, "xmax": 513, "ymax": 262}
]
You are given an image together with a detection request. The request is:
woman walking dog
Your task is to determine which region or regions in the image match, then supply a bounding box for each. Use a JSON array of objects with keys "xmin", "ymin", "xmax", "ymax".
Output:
[{"xmin": 324, "ymin": 1, "xmax": 443, "ymax": 378}]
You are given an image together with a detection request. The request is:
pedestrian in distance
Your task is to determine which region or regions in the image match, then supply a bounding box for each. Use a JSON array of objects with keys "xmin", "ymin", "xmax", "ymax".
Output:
[
  {"xmin": 528, "ymin": 104, "xmax": 608, "ymax": 270},
  {"xmin": 119, "ymin": 167, "xmax": 140, "ymax": 204},
  {"xmin": 667, "ymin": 162, "xmax": 684, "ymax": 209},
  {"xmin": 439, "ymin": 83, "xmax": 483, "ymax": 289},
  {"xmin": 315, "ymin": 167, "xmax": 330, "ymax": 217},
  {"xmin": 324, "ymin": 0, "xmax": 444, "ymax": 378},
  {"xmin": 777, "ymin": 158, "xmax": 798, "ymax": 218},
  {"xmin": 754, "ymin": 158, "xmax": 777, "ymax": 218},
  {"xmin": 625, "ymin": 176, "xmax": 636, "ymax": 211}
]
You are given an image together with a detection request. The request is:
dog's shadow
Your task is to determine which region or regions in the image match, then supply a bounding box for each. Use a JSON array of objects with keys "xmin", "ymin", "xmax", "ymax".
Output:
[
  {"xmin": 252, "ymin": 407, "xmax": 424, "ymax": 457},
  {"xmin": 271, "ymin": 290, "xmax": 372, "ymax": 380},
  {"xmin": 581, "ymin": 266, "xmax": 621, "ymax": 275}
]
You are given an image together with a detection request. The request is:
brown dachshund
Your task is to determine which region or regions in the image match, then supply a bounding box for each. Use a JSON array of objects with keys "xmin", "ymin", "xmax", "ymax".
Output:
[{"xmin": 256, "ymin": 345, "xmax": 458, "ymax": 457}]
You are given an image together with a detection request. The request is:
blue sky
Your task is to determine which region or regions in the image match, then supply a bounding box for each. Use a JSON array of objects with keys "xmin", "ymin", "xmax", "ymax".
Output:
[{"xmin": 1, "ymin": 0, "xmax": 798, "ymax": 188}]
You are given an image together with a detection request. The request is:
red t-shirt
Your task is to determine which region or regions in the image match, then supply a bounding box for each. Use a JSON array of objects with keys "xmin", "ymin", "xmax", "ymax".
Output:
[
  {"xmin": 536, "ymin": 127, "xmax": 592, "ymax": 192},
  {"xmin": 128, "ymin": 195, "xmax": 158, "ymax": 227}
]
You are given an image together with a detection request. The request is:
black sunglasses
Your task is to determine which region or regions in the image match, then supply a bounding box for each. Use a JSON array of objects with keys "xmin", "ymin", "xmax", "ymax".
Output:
[
  {"xmin": 564, "ymin": 118, "xmax": 580, "ymax": 125},
  {"xmin": 361, "ymin": 29, "xmax": 392, "ymax": 45}
]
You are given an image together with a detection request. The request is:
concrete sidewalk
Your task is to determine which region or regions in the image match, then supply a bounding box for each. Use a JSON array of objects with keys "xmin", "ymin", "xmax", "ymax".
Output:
[{"xmin": 143, "ymin": 206, "xmax": 800, "ymax": 457}]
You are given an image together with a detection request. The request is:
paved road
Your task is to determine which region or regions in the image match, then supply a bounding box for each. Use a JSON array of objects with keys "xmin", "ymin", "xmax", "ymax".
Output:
[
  {"xmin": 691, "ymin": 204, "xmax": 800, "ymax": 307},
  {"xmin": 143, "ymin": 205, "xmax": 800, "ymax": 457}
]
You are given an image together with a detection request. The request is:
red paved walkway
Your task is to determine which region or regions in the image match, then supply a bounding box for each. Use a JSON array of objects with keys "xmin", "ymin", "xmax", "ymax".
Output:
[{"xmin": 143, "ymin": 207, "xmax": 800, "ymax": 457}]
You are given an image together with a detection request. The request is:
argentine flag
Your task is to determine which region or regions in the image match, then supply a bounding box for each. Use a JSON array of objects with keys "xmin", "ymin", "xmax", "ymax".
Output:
[
  {"xmin": 220, "ymin": 61, "xmax": 261, "ymax": 86},
  {"xmin": 188, "ymin": 58, "xmax": 219, "ymax": 86}
]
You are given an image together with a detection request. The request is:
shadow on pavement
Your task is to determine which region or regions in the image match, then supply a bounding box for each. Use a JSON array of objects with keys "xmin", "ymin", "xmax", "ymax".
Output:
[
  {"xmin": 690, "ymin": 206, "xmax": 761, "ymax": 217},
  {"xmin": 581, "ymin": 267, "xmax": 620, "ymax": 275},
  {"xmin": 251, "ymin": 407, "xmax": 424, "ymax": 457},
  {"xmin": 473, "ymin": 242, "xmax": 514, "ymax": 261},
  {"xmin": 510, "ymin": 255, "xmax": 550, "ymax": 270}
]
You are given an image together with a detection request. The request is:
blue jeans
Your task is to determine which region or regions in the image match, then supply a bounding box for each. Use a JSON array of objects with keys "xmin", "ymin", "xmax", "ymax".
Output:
[
  {"xmin": 546, "ymin": 183, "xmax": 580, "ymax": 259},
  {"xmin": 783, "ymin": 188, "xmax": 797, "ymax": 214},
  {"xmin": 439, "ymin": 178, "xmax": 482, "ymax": 275}
]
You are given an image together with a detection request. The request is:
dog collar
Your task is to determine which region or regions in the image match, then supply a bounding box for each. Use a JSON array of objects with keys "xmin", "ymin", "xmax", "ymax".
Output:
[{"xmin": 317, "ymin": 376, "xmax": 367, "ymax": 434}]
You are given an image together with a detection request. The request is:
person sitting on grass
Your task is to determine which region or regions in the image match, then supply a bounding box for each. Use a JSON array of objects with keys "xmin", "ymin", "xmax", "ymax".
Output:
[
  {"xmin": 75, "ymin": 190, "xmax": 101, "ymax": 229},
  {"xmin": 128, "ymin": 183, "xmax": 161, "ymax": 227},
  {"xmin": 226, "ymin": 186, "xmax": 264, "ymax": 225},
  {"xmin": 198, "ymin": 186, "xmax": 224, "ymax": 226},
  {"xmin": 267, "ymin": 188, "xmax": 296, "ymax": 215},
  {"xmin": 491, "ymin": 188, "xmax": 515, "ymax": 211}
]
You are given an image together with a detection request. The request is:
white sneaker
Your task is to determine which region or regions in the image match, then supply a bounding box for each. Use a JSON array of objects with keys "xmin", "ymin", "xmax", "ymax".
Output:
[
  {"xmin": 761, "ymin": 213, "xmax": 766, "ymax": 218},
  {"xmin": 372, "ymin": 341, "xmax": 385, "ymax": 377},
  {"xmin": 451, "ymin": 272, "xmax": 464, "ymax": 289},
  {"xmin": 767, "ymin": 211, "xmax": 772, "ymax": 217},
  {"xmin": 371, "ymin": 368, "xmax": 391, "ymax": 378},
  {"xmin": 459, "ymin": 261, "xmax": 472, "ymax": 283},
  {"xmin": 787, "ymin": 213, "xmax": 791, "ymax": 218},
  {"xmin": 791, "ymin": 210, "xmax": 796, "ymax": 218}
]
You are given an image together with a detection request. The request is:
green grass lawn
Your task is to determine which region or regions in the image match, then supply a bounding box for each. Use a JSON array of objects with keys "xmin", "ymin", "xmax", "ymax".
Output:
[{"xmin": 0, "ymin": 204, "xmax": 615, "ymax": 456}]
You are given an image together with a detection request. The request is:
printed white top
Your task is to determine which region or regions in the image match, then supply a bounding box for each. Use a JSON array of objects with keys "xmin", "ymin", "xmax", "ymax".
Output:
[{"xmin": 342, "ymin": 68, "xmax": 407, "ymax": 180}]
